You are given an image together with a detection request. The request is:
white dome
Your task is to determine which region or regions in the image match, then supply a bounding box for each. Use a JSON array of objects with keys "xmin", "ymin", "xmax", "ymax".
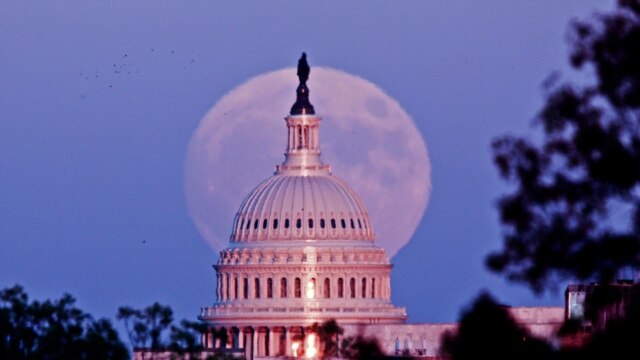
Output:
[{"xmin": 230, "ymin": 173, "xmax": 375, "ymax": 243}]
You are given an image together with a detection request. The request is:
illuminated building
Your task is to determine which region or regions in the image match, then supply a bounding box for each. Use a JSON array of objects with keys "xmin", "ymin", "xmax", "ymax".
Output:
[{"xmin": 198, "ymin": 54, "xmax": 406, "ymax": 358}]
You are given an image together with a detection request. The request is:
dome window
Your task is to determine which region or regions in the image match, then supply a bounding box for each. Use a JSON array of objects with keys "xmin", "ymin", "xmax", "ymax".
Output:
[
  {"xmin": 338, "ymin": 278, "xmax": 344, "ymax": 298},
  {"xmin": 239, "ymin": 219, "xmax": 244, "ymax": 230},
  {"xmin": 262, "ymin": 219, "xmax": 268, "ymax": 229},
  {"xmin": 323, "ymin": 278, "xmax": 330, "ymax": 298},
  {"xmin": 308, "ymin": 219, "xmax": 314, "ymax": 228},
  {"xmin": 254, "ymin": 219, "xmax": 259, "ymax": 230},
  {"xmin": 361, "ymin": 278, "xmax": 367, "ymax": 298},
  {"xmin": 296, "ymin": 218, "xmax": 302, "ymax": 229},
  {"xmin": 331, "ymin": 219, "xmax": 336, "ymax": 229},
  {"xmin": 358, "ymin": 219, "xmax": 362, "ymax": 229},
  {"xmin": 246, "ymin": 219, "xmax": 251, "ymax": 230},
  {"xmin": 255, "ymin": 278, "xmax": 261, "ymax": 299},
  {"xmin": 273, "ymin": 219, "xmax": 279, "ymax": 229},
  {"xmin": 285, "ymin": 219, "xmax": 290, "ymax": 229},
  {"xmin": 294, "ymin": 278, "xmax": 302, "ymax": 298},
  {"xmin": 280, "ymin": 278, "xmax": 288, "ymax": 298},
  {"xmin": 371, "ymin": 278, "xmax": 376, "ymax": 298},
  {"xmin": 350, "ymin": 278, "xmax": 356, "ymax": 298},
  {"xmin": 341, "ymin": 219, "xmax": 346, "ymax": 229},
  {"xmin": 243, "ymin": 278, "xmax": 249, "ymax": 299},
  {"xmin": 320, "ymin": 219, "xmax": 326, "ymax": 228},
  {"xmin": 267, "ymin": 278, "xmax": 273, "ymax": 298},
  {"xmin": 350, "ymin": 219, "xmax": 355, "ymax": 229}
]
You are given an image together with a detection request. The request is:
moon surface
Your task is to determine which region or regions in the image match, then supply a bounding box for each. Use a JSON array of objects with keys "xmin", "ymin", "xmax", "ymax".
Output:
[{"xmin": 184, "ymin": 67, "xmax": 431, "ymax": 258}]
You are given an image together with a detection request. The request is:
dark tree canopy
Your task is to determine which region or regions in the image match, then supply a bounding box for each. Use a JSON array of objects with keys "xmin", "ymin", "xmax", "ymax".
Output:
[
  {"xmin": 488, "ymin": 0, "xmax": 640, "ymax": 292},
  {"xmin": 0, "ymin": 284, "xmax": 129, "ymax": 360},
  {"xmin": 440, "ymin": 292, "xmax": 552, "ymax": 360}
]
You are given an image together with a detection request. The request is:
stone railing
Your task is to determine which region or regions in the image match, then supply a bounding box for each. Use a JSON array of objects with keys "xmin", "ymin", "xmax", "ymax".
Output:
[{"xmin": 199, "ymin": 304, "xmax": 406, "ymax": 318}]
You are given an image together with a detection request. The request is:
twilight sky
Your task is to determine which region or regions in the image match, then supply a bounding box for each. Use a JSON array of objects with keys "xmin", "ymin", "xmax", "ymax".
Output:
[{"xmin": 1, "ymin": 0, "xmax": 616, "ymax": 327}]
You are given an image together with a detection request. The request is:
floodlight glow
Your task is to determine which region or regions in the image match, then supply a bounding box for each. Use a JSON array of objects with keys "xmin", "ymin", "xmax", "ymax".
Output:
[
  {"xmin": 306, "ymin": 280, "xmax": 315, "ymax": 299},
  {"xmin": 305, "ymin": 333, "xmax": 317, "ymax": 358},
  {"xmin": 292, "ymin": 341, "xmax": 300, "ymax": 357}
]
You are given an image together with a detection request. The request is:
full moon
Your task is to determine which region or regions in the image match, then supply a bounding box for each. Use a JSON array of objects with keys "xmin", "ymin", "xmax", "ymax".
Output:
[{"xmin": 184, "ymin": 67, "xmax": 431, "ymax": 258}]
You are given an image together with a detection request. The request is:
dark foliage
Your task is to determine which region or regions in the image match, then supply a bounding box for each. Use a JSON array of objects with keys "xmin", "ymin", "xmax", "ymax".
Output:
[
  {"xmin": 440, "ymin": 292, "xmax": 553, "ymax": 360},
  {"xmin": 488, "ymin": 0, "xmax": 640, "ymax": 292},
  {"xmin": 310, "ymin": 319, "xmax": 344, "ymax": 359},
  {"xmin": 0, "ymin": 284, "xmax": 129, "ymax": 360},
  {"xmin": 340, "ymin": 332, "xmax": 386, "ymax": 360}
]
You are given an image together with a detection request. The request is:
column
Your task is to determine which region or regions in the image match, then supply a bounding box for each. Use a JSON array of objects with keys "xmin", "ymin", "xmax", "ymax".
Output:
[
  {"xmin": 285, "ymin": 328, "xmax": 291, "ymax": 357},
  {"xmin": 268, "ymin": 327, "xmax": 275, "ymax": 357},
  {"xmin": 252, "ymin": 327, "xmax": 258, "ymax": 360}
]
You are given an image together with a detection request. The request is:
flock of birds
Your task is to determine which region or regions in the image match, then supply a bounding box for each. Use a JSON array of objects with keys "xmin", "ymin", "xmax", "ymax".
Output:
[{"xmin": 79, "ymin": 48, "xmax": 202, "ymax": 90}]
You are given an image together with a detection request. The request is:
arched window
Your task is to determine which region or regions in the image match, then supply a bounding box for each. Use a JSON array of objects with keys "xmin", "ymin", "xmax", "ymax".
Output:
[
  {"xmin": 246, "ymin": 219, "xmax": 251, "ymax": 230},
  {"xmin": 338, "ymin": 278, "xmax": 344, "ymax": 298},
  {"xmin": 320, "ymin": 219, "xmax": 326, "ymax": 228},
  {"xmin": 239, "ymin": 219, "xmax": 244, "ymax": 230},
  {"xmin": 341, "ymin": 219, "xmax": 346, "ymax": 228},
  {"xmin": 361, "ymin": 278, "xmax": 367, "ymax": 298},
  {"xmin": 280, "ymin": 278, "xmax": 287, "ymax": 298},
  {"xmin": 285, "ymin": 219, "xmax": 290, "ymax": 229},
  {"xmin": 306, "ymin": 278, "xmax": 316, "ymax": 299},
  {"xmin": 243, "ymin": 277, "xmax": 249, "ymax": 299},
  {"xmin": 255, "ymin": 278, "xmax": 261, "ymax": 299},
  {"xmin": 225, "ymin": 274, "xmax": 230, "ymax": 300},
  {"xmin": 262, "ymin": 219, "xmax": 268, "ymax": 229},
  {"xmin": 273, "ymin": 218, "xmax": 279, "ymax": 229},
  {"xmin": 358, "ymin": 219, "xmax": 362, "ymax": 229},
  {"xmin": 267, "ymin": 278, "xmax": 273, "ymax": 298},
  {"xmin": 350, "ymin": 278, "xmax": 356, "ymax": 298},
  {"xmin": 324, "ymin": 278, "xmax": 330, "ymax": 298},
  {"xmin": 350, "ymin": 219, "xmax": 355, "ymax": 229},
  {"xmin": 296, "ymin": 218, "xmax": 302, "ymax": 229},
  {"xmin": 371, "ymin": 278, "xmax": 375, "ymax": 298},
  {"xmin": 331, "ymin": 219, "xmax": 336, "ymax": 229},
  {"xmin": 308, "ymin": 219, "xmax": 314, "ymax": 228},
  {"xmin": 294, "ymin": 278, "xmax": 302, "ymax": 298},
  {"xmin": 253, "ymin": 219, "xmax": 258, "ymax": 229},
  {"xmin": 234, "ymin": 277, "xmax": 239, "ymax": 299}
]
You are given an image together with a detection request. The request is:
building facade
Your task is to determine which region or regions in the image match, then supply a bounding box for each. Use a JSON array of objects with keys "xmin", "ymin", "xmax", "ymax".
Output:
[{"xmin": 198, "ymin": 55, "xmax": 406, "ymax": 359}]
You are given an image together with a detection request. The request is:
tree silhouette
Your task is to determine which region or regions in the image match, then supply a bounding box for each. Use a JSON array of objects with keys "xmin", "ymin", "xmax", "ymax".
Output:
[
  {"xmin": 0, "ymin": 284, "xmax": 128, "ymax": 359},
  {"xmin": 440, "ymin": 292, "xmax": 552, "ymax": 360},
  {"xmin": 488, "ymin": 0, "xmax": 640, "ymax": 293}
]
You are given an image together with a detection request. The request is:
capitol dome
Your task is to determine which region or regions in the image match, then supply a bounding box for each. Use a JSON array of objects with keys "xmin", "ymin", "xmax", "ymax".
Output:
[
  {"xmin": 231, "ymin": 174, "xmax": 375, "ymax": 243},
  {"xmin": 200, "ymin": 54, "xmax": 406, "ymax": 359}
]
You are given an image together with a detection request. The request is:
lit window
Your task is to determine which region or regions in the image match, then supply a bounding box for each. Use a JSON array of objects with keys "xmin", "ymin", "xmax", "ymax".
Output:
[{"xmin": 306, "ymin": 278, "xmax": 316, "ymax": 299}]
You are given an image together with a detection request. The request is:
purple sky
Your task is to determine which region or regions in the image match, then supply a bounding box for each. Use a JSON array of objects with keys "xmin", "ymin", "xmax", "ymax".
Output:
[{"xmin": 1, "ymin": 0, "xmax": 616, "ymax": 327}]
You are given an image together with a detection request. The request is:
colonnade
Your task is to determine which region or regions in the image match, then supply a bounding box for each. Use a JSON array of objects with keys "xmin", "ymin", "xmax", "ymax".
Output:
[
  {"xmin": 202, "ymin": 325, "xmax": 320, "ymax": 359},
  {"xmin": 216, "ymin": 273, "xmax": 391, "ymax": 302}
]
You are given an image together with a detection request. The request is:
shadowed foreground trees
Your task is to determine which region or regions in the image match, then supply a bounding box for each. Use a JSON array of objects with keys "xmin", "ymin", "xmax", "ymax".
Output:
[
  {"xmin": 488, "ymin": 0, "xmax": 640, "ymax": 293},
  {"xmin": 0, "ymin": 284, "xmax": 129, "ymax": 359},
  {"xmin": 444, "ymin": 1, "xmax": 640, "ymax": 359}
]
